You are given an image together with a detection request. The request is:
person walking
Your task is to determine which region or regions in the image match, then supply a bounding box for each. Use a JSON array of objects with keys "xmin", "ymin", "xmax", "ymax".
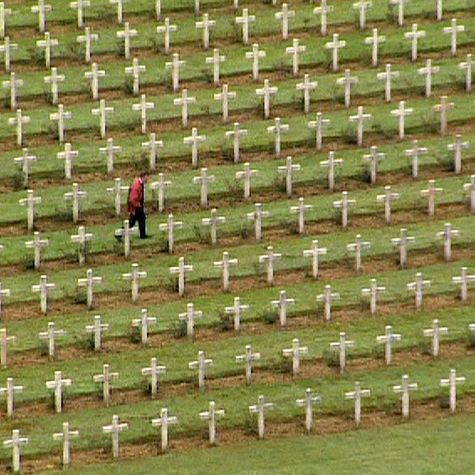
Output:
[{"xmin": 128, "ymin": 171, "xmax": 150, "ymax": 239}]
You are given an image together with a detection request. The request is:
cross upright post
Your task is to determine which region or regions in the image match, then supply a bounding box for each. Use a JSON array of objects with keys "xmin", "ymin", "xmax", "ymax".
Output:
[
  {"xmin": 376, "ymin": 325, "xmax": 401, "ymax": 365},
  {"xmin": 308, "ymin": 112, "xmax": 331, "ymax": 150},
  {"xmin": 330, "ymin": 332, "xmax": 354, "ymax": 373},
  {"xmin": 236, "ymin": 344, "xmax": 260, "ymax": 383},
  {"xmin": 141, "ymin": 357, "xmax": 166, "ymax": 399}
]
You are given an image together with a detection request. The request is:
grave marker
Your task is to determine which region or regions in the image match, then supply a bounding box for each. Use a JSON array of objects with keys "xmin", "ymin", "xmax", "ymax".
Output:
[
  {"xmin": 285, "ymin": 38, "xmax": 306, "ymax": 76},
  {"xmin": 249, "ymin": 395, "xmax": 274, "ymax": 439},
  {"xmin": 50, "ymin": 104, "xmax": 72, "ymax": 143},
  {"xmin": 142, "ymin": 133, "xmax": 164, "ymax": 171},
  {"xmin": 235, "ymin": 8, "xmax": 255, "ymax": 44},
  {"xmin": 195, "ymin": 13, "xmax": 215, "ymax": 49},
  {"xmin": 404, "ymin": 140, "xmax": 428, "ymax": 178},
  {"xmin": 308, "ymin": 112, "xmax": 331, "ymax": 150},
  {"xmin": 256, "ymin": 79, "xmax": 278, "ymax": 119},
  {"xmin": 31, "ymin": 0, "xmax": 51, "ymax": 32},
  {"xmin": 156, "ymin": 18, "xmax": 177, "ymax": 53},
  {"xmin": 0, "ymin": 328, "xmax": 15, "ymax": 369},
  {"xmin": 225, "ymin": 297, "xmax": 249, "ymax": 331},
  {"xmin": 271, "ymin": 290, "xmax": 295, "ymax": 327},
  {"xmin": 277, "ymin": 156, "xmax": 301, "ymax": 197},
  {"xmin": 84, "ymin": 63, "xmax": 105, "ymax": 100},
  {"xmin": 314, "ymin": 0, "xmax": 333, "ymax": 36},
  {"xmin": 404, "ymin": 23, "xmax": 425, "ymax": 62},
  {"xmin": 407, "ymin": 272, "xmax": 431, "ymax": 309},
  {"xmin": 85, "ymin": 315, "xmax": 109, "ymax": 351},
  {"xmin": 0, "ymin": 36, "xmax": 17, "ymax": 72},
  {"xmin": 53, "ymin": 422, "xmax": 79, "ymax": 467},
  {"xmin": 214, "ymin": 84, "xmax": 236, "ymax": 122},
  {"xmin": 275, "ymin": 3, "xmax": 295, "ymax": 40},
  {"xmin": 361, "ymin": 278, "xmax": 386, "ymax": 315},
  {"xmin": 377, "ymin": 63, "xmax": 399, "ymax": 102},
  {"xmin": 32, "ymin": 276, "xmax": 55, "ymax": 315},
  {"xmin": 159, "ymin": 214, "xmax": 183, "ymax": 253},
  {"xmin": 170, "ymin": 257, "xmax": 193, "ymax": 297},
  {"xmin": 91, "ymin": 99, "xmax": 114, "ymax": 138},
  {"xmin": 349, "ymin": 106, "xmax": 372, "ymax": 146},
  {"xmin": 436, "ymin": 222, "xmax": 459, "ymax": 261},
  {"xmin": 433, "ymin": 96, "xmax": 454, "ymax": 136},
  {"xmin": 296, "ymin": 74, "xmax": 318, "ymax": 113},
  {"xmin": 102, "ymin": 415, "xmax": 128, "ymax": 459},
  {"xmin": 63, "ymin": 182, "xmax": 87, "ymax": 223},
  {"xmin": 443, "ymin": 18, "xmax": 464, "ymax": 56},
  {"xmin": 36, "ymin": 32, "xmax": 58, "ymax": 68},
  {"xmin": 290, "ymin": 197, "xmax": 312, "ymax": 234},
  {"xmin": 282, "ymin": 338, "xmax": 308, "ymax": 375},
  {"xmin": 447, "ymin": 135, "xmax": 469, "ymax": 174},
  {"xmin": 46, "ymin": 370, "xmax": 72, "ymax": 413},
  {"xmin": 452, "ymin": 267, "xmax": 475, "ymax": 301},
  {"xmin": 440, "ymin": 369, "xmax": 465, "ymax": 413},
  {"xmin": 330, "ymin": 332, "xmax": 354, "ymax": 373},
  {"xmin": 199, "ymin": 401, "xmax": 225, "ymax": 446},
  {"xmin": 151, "ymin": 408, "xmax": 177, "ymax": 452},
  {"xmin": 333, "ymin": 191, "xmax": 356, "ymax": 228},
  {"xmin": 423, "ymin": 319, "xmax": 448, "ymax": 357},
  {"xmin": 259, "ymin": 246, "xmax": 282, "ymax": 285},
  {"xmin": 235, "ymin": 162, "xmax": 257, "ymax": 199},
  {"xmin": 3, "ymin": 430, "xmax": 28, "ymax": 473},
  {"xmin": 336, "ymin": 69, "xmax": 358, "ymax": 108},
  {"xmin": 390, "ymin": 100, "xmax": 413, "ymax": 140},
  {"xmin": 93, "ymin": 364, "xmax": 119, "ymax": 406},
  {"xmin": 8, "ymin": 109, "xmax": 30, "ymax": 147},
  {"xmin": 376, "ymin": 185, "xmax": 400, "ymax": 224},
  {"xmin": 76, "ymin": 27, "xmax": 98, "ymax": 63},
  {"xmin": 125, "ymin": 57, "xmax": 146, "ymax": 95},
  {"xmin": 365, "ymin": 28, "xmax": 385, "ymax": 67},
  {"xmin": 201, "ymin": 208, "xmax": 225, "ymax": 245},
  {"xmin": 116, "ymin": 22, "xmax": 137, "ymax": 59},
  {"xmin": 38, "ymin": 321, "xmax": 65, "ymax": 358},
  {"xmin": 393, "ymin": 375, "xmax": 418, "ymax": 418},
  {"xmin": 245, "ymin": 43, "xmax": 265, "ymax": 80},
  {"xmin": 19, "ymin": 189, "xmax": 41, "ymax": 231},
  {"xmin": 141, "ymin": 357, "xmax": 166, "ymax": 399},
  {"xmin": 236, "ymin": 345, "xmax": 260, "ymax": 383},
  {"xmin": 77, "ymin": 268, "xmax": 102, "ymax": 309},
  {"xmin": 267, "ymin": 117, "xmax": 289, "ymax": 159},
  {"xmin": 122, "ymin": 263, "xmax": 147, "ymax": 302},
  {"xmin": 376, "ymin": 325, "xmax": 401, "ymax": 365},
  {"xmin": 2, "ymin": 72, "xmax": 23, "ymax": 110},
  {"xmin": 178, "ymin": 303, "xmax": 202, "ymax": 337},
  {"xmin": 417, "ymin": 59, "xmax": 439, "ymax": 98},
  {"xmin": 345, "ymin": 382, "xmax": 370, "ymax": 425},
  {"xmin": 100, "ymin": 138, "xmax": 122, "ymax": 174},
  {"xmin": 189, "ymin": 350, "xmax": 213, "ymax": 389},
  {"xmin": 132, "ymin": 94, "xmax": 154, "ymax": 134},
  {"xmin": 247, "ymin": 203, "xmax": 270, "ymax": 241},
  {"xmin": 420, "ymin": 179, "xmax": 443, "ymax": 216},
  {"xmin": 325, "ymin": 33, "xmax": 346, "ymax": 71},
  {"xmin": 25, "ymin": 231, "xmax": 48, "ymax": 270},
  {"xmin": 132, "ymin": 308, "xmax": 157, "ymax": 345},
  {"xmin": 226, "ymin": 122, "xmax": 248, "ymax": 163}
]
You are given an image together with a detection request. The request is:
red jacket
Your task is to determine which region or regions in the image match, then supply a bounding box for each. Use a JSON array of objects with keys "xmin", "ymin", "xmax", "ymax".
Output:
[{"xmin": 128, "ymin": 177, "xmax": 144, "ymax": 214}]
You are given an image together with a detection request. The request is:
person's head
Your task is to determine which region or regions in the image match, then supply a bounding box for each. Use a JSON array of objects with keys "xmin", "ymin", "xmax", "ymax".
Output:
[{"xmin": 140, "ymin": 171, "xmax": 150, "ymax": 184}]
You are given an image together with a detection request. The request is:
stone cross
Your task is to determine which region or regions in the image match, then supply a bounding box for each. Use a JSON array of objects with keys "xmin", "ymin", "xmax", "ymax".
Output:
[
  {"xmin": 423, "ymin": 319, "xmax": 448, "ymax": 357},
  {"xmin": 247, "ymin": 203, "xmax": 270, "ymax": 241},
  {"xmin": 84, "ymin": 63, "xmax": 105, "ymax": 100},
  {"xmin": 196, "ymin": 13, "xmax": 216, "ymax": 50},
  {"xmin": 296, "ymin": 74, "xmax": 317, "ymax": 114},
  {"xmin": 225, "ymin": 297, "xmax": 249, "ymax": 331},
  {"xmin": 377, "ymin": 63, "xmax": 399, "ymax": 102},
  {"xmin": 236, "ymin": 162, "xmax": 257, "ymax": 199},
  {"xmin": 361, "ymin": 278, "xmax": 386, "ymax": 316},
  {"xmin": 70, "ymin": 0, "xmax": 90, "ymax": 28},
  {"xmin": 347, "ymin": 234, "xmax": 370, "ymax": 273},
  {"xmin": 392, "ymin": 229, "xmax": 416, "ymax": 268},
  {"xmin": 452, "ymin": 267, "xmax": 475, "ymax": 301},
  {"xmin": 174, "ymin": 89, "xmax": 196, "ymax": 127},
  {"xmin": 249, "ymin": 395, "xmax": 274, "ymax": 439},
  {"xmin": 421, "ymin": 179, "xmax": 443, "ymax": 216},
  {"xmin": 353, "ymin": 0, "xmax": 372, "ymax": 30},
  {"xmin": 116, "ymin": 22, "xmax": 137, "ymax": 59},
  {"xmin": 193, "ymin": 167, "xmax": 215, "ymax": 207},
  {"xmin": 25, "ymin": 231, "xmax": 49, "ymax": 270},
  {"xmin": 3, "ymin": 429, "xmax": 28, "ymax": 473},
  {"xmin": 320, "ymin": 151, "xmax": 343, "ymax": 192},
  {"xmin": 365, "ymin": 28, "xmax": 385, "ymax": 67},
  {"xmin": 0, "ymin": 36, "xmax": 17, "ymax": 72},
  {"xmin": 64, "ymin": 182, "xmax": 87, "ymax": 223},
  {"xmin": 132, "ymin": 94, "xmax": 154, "ymax": 134},
  {"xmin": 85, "ymin": 315, "xmax": 109, "ymax": 351},
  {"xmin": 165, "ymin": 53, "xmax": 186, "ymax": 92},
  {"xmin": 314, "ymin": 0, "xmax": 333, "ymax": 36},
  {"xmin": 0, "ymin": 328, "xmax": 15, "ymax": 369},
  {"xmin": 122, "ymin": 263, "xmax": 147, "ymax": 303},
  {"xmin": 170, "ymin": 256, "xmax": 193, "ymax": 297},
  {"xmin": 302, "ymin": 239, "xmax": 326, "ymax": 279},
  {"xmin": 407, "ymin": 272, "xmax": 431, "ymax": 309},
  {"xmin": 435, "ymin": 0, "xmax": 443, "ymax": 20},
  {"xmin": 102, "ymin": 415, "xmax": 128, "ymax": 459},
  {"xmin": 214, "ymin": 84, "xmax": 236, "ymax": 122},
  {"xmin": 330, "ymin": 332, "xmax": 354, "ymax": 373},
  {"xmin": 404, "ymin": 23, "xmax": 425, "ymax": 62},
  {"xmin": 93, "ymin": 364, "xmax": 119, "ymax": 407},
  {"xmin": 132, "ymin": 308, "xmax": 157, "ymax": 345},
  {"xmin": 91, "ymin": 99, "xmax": 114, "ymax": 138},
  {"xmin": 345, "ymin": 382, "xmax": 370, "ymax": 425},
  {"xmin": 285, "ymin": 38, "xmax": 305, "ymax": 76},
  {"xmin": 100, "ymin": 138, "xmax": 122, "ymax": 174},
  {"xmin": 463, "ymin": 175, "xmax": 475, "ymax": 213},
  {"xmin": 141, "ymin": 357, "xmax": 166, "ymax": 399},
  {"xmin": 189, "ymin": 350, "xmax": 213, "ymax": 390},
  {"xmin": 50, "ymin": 104, "xmax": 72, "ymax": 143},
  {"xmin": 376, "ymin": 185, "xmax": 400, "ymax": 224},
  {"xmin": 389, "ymin": 0, "xmax": 408, "ymax": 26},
  {"xmin": 201, "ymin": 208, "xmax": 225, "ymax": 245},
  {"xmin": 0, "ymin": 378, "xmax": 23, "ymax": 419},
  {"xmin": 336, "ymin": 69, "xmax": 358, "ymax": 108},
  {"xmin": 179, "ymin": 303, "xmax": 202, "ymax": 338},
  {"xmin": 282, "ymin": 338, "xmax": 308, "ymax": 375},
  {"xmin": 325, "ymin": 33, "xmax": 346, "ymax": 71},
  {"xmin": 417, "ymin": 59, "xmax": 439, "ymax": 98},
  {"xmin": 70, "ymin": 226, "xmax": 93, "ymax": 265},
  {"xmin": 159, "ymin": 214, "xmax": 183, "ymax": 253},
  {"xmin": 363, "ymin": 145, "xmax": 385, "ymax": 184},
  {"xmin": 31, "ymin": 0, "xmax": 51, "ymax": 32},
  {"xmin": 278, "ymin": 156, "xmax": 301, "ymax": 197},
  {"xmin": 390, "ymin": 100, "xmax": 413, "ymax": 140},
  {"xmin": 440, "ymin": 369, "xmax": 465, "ymax": 413},
  {"xmin": 267, "ymin": 117, "xmax": 289, "ymax": 159},
  {"xmin": 459, "ymin": 54, "xmax": 473, "ymax": 91},
  {"xmin": 393, "ymin": 375, "xmax": 418, "ymax": 418},
  {"xmin": 271, "ymin": 290, "xmax": 295, "ymax": 327},
  {"xmin": 115, "ymin": 219, "xmax": 139, "ymax": 259},
  {"xmin": 290, "ymin": 197, "xmax": 312, "ymax": 234},
  {"xmin": 256, "ymin": 79, "xmax": 278, "ymax": 119},
  {"xmin": 206, "ymin": 48, "xmax": 226, "ymax": 86},
  {"xmin": 214, "ymin": 252, "xmax": 238, "ymax": 291},
  {"xmin": 58, "ymin": 144, "xmax": 79, "ymax": 180},
  {"xmin": 156, "ymin": 18, "xmax": 177, "ymax": 53},
  {"xmin": 142, "ymin": 133, "xmax": 164, "ymax": 171},
  {"xmin": 0, "ymin": 3, "xmax": 12, "ymax": 39},
  {"xmin": 76, "ymin": 27, "xmax": 98, "ymax": 63},
  {"xmin": 236, "ymin": 345, "xmax": 260, "ymax": 383},
  {"xmin": 235, "ymin": 8, "xmax": 255, "ymax": 44},
  {"xmin": 308, "ymin": 112, "xmax": 331, "ymax": 150},
  {"xmin": 275, "ymin": 3, "xmax": 295, "ymax": 40},
  {"xmin": 110, "ymin": 0, "xmax": 127, "ymax": 23},
  {"xmin": 259, "ymin": 246, "xmax": 282, "ymax": 285},
  {"xmin": 200, "ymin": 401, "xmax": 225, "ymax": 446},
  {"xmin": 376, "ymin": 325, "xmax": 401, "ymax": 365},
  {"xmin": 433, "ymin": 96, "xmax": 454, "ymax": 136},
  {"xmin": 443, "ymin": 18, "xmax": 464, "ymax": 56},
  {"xmin": 9, "ymin": 109, "xmax": 30, "ymax": 147},
  {"xmin": 349, "ymin": 106, "xmax": 372, "ymax": 146},
  {"xmin": 448, "ymin": 135, "xmax": 469, "ymax": 175},
  {"xmin": 125, "ymin": 57, "xmax": 146, "ymax": 95},
  {"xmin": 2, "ymin": 72, "xmax": 23, "ymax": 110},
  {"xmin": 0, "ymin": 282, "xmax": 10, "ymax": 320},
  {"xmin": 46, "ymin": 370, "xmax": 72, "ymax": 413},
  {"xmin": 226, "ymin": 122, "xmax": 248, "ymax": 163},
  {"xmin": 404, "ymin": 139, "xmax": 427, "ymax": 178},
  {"xmin": 53, "ymin": 422, "xmax": 79, "ymax": 467},
  {"xmin": 36, "ymin": 32, "xmax": 58, "ymax": 68},
  {"xmin": 333, "ymin": 191, "xmax": 356, "ymax": 229},
  {"xmin": 245, "ymin": 43, "xmax": 266, "ymax": 81},
  {"xmin": 77, "ymin": 268, "xmax": 102, "ymax": 309},
  {"xmin": 436, "ymin": 222, "xmax": 459, "ymax": 261},
  {"xmin": 19, "ymin": 189, "xmax": 41, "ymax": 231},
  {"xmin": 38, "ymin": 321, "xmax": 65, "ymax": 357},
  {"xmin": 296, "ymin": 388, "xmax": 321, "ymax": 433},
  {"xmin": 151, "ymin": 408, "xmax": 177, "ymax": 452},
  {"xmin": 32, "ymin": 276, "xmax": 55, "ymax": 315}
]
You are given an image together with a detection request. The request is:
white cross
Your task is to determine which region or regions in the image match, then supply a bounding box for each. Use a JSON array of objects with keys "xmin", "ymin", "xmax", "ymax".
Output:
[
  {"xmin": 376, "ymin": 185, "xmax": 400, "ymax": 224},
  {"xmin": 110, "ymin": 0, "xmax": 127, "ymax": 23},
  {"xmin": 249, "ymin": 395, "xmax": 274, "ymax": 439},
  {"xmin": 84, "ymin": 63, "xmax": 105, "ymax": 100},
  {"xmin": 63, "ymin": 182, "xmax": 87, "ymax": 223},
  {"xmin": 195, "ymin": 13, "xmax": 215, "ymax": 49},
  {"xmin": 459, "ymin": 53, "xmax": 473, "ymax": 92},
  {"xmin": 132, "ymin": 308, "xmax": 157, "ymax": 345},
  {"xmin": 91, "ymin": 99, "xmax": 114, "ymax": 138},
  {"xmin": 214, "ymin": 251, "xmax": 238, "ymax": 291},
  {"xmin": 325, "ymin": 33, "xmax": 346, "ymax": 71},
  {"xmin": 102, "ymin": 415, "xmax": 128, "ymax": 459},
  {"xmin": 393, "ymin": 375, "xmax": 418, "ymax": 418},
  {"xmin": 116, "ymin": 22, "xmax": 137, "ymax": 60},
  {"xmin": 391, "ymin": 228, "xmax": 415, "ymax": 269},
  {"xmin": 302, "ymin": 239, "xmax": 327, "ymax": 280},
  {"xmin": 440, "ymin": 369, "xmax": 465, "ymax": 413},
  {"xmin": 330, "ymin": 332, "xmax": 354, "ymax": 373},
  {"xmin": 159, "ymin": 214, "xmax": 183, "ymax": 253},
  {"xmin": 405, "ymin": 139, "xmax": 428, "ymax": 178},
  {"xmin": 436, "ymin": 222, "xmax": 459, "ymax": 261},
  {"xmin": 225, "ymin": 297, "xmax": 249, "ymax": 331},
  {"xmin": 278, "ymin": 156, "xmax": 301, "ymax": 197},
  {"xmin": 417, "ymin": 59, "xmax": 440, "ymax": 98},
  {"xmin": 151, "ymin": 408, "xmax": 177, "ymax": 452},
  {"xmin": 185, "ymin": 128, "xmax": 207, "ymax": 168},
  {"xmin": 142, "ymin": 132, "xmax": 164, "ymax": 171},
  {"xmin": 271, "ymin": 290, "xmax": 295, "ymax": 327},
  {"xmin": 390, "ymin": 100, "xmax": 413, "ymax": 140},
  {"xmin": 235, "ymin": 162, "xmax": 257, "ymax": 199},
  {"xmin": 3, "ymin": 429, "xmax": 28, "ymax": 473},
  {"xmin": 202, "ymin": 208, "xmax": 225, "ymax": 245},
  {"xmin": 443, "ymin": 18, "xmax": 464, "ymax": 56},
  {"xmin": 236, "ymin": 344, "xmax": 260, "ymax": 383},
  {"xmin": 53, "ymin": 422, "xmax": 79, "ymax": 468},
  {"xmin": 308, "ymin": 112, "xmax": 331, "ymax": 150},
  {"xmin": 247, "ymin": 202, "xmax": 270, "ymax": 241},
  {"xmin": 423, "ymin": 319, "xmax": 448, "ymax": 357},
  {"xmin": 235, "ymin": 8, "xmax": 255, "ymax": 44},
  {"xmin": 349, "ymin": 106, "xmax": 372, "ymax": 146},
  {"xmin": 448, "ymin": 134, "xmax": 469, "ymax": 175},
  {"xmin": 170, "ymin": 256, "xmax": 193, "ymax": 297},
  {"xmin": 100, "ymin": 138, "xmax": 122, "ymax": 174},
  {"xmin": 320, "ymin": 151, "xmax": 343, "ymax": 192},
  {"xmin": 256, "ymin": 79, "xmax": 278, "ymax": 119},
  {"xmin": 132, "ymin": 94, "xmax": 154, "ymax": 134},
  {"xmin": 70, "ymin": 0, "xmax": 90, "ymax": 28},
  {"xmin": 296, "ymin": 74, "xmax": 318, "ymax": 114},
  {"xmin": 32, "ymin": 275, "xmax": 55, "ymax": 315},
  {"xmin": 156, "ymin": 18, "xmax": 177, "ymax": 54},
  {"xmin": 77, "ymin": 268, "xmax": 102, "ymax": 309},
  {"xmin": 85, "ymin": 315, "xmax": 109, "ymax": 351},
  {"xmin": 433, "ymin": 95, "xmax": 454, "ymax": 136},
  {"xmin": 122, "ymin": 263, "xmax": 147, "ymax": 302},
  {"xmin": 166, "ymin": 53, "xmax": 185, "ymax": 92},
  {"xmin": 50, "ymin": 104, "xmax": 72, "ymax": 143},
  {"xmin": 420, "ymin": 179, "xmax": 443, "ymax": 216},
  {"xmin": 25, "ymin": 231, "xmax": 48, "ymax": 270},
  {"xmin": 407, "ymin": 272, "xmax": 431, "ymax": 309},
  {"xmin": 141, "ymin": 357, "xmax": 166, "ymax": 399},
  {"xmin": 179, "ymin": 303, "xmax": 202, "ymax": 337},
  {"xmin": 36, "ymin": 32, "xmax": 58, "ymax": 68},
  {"xmin": 296, "ymin": 388, "xmax": 321, "ymax": 433},
  {"xmin": 365, "ymin": 28, "xmax": 385, "ymax": 67},
  {"xmin": 282, "ymin": 338, "xmax": 308, "ymax": 375},
  {"xmin": 333, "ymin": 191, "xmax": 356, "ymax": 228},
  {"xmin": 226, "ymin": 122, "xmax": 248, "ymax": 163},
  {"xmin": 345, "ymin": 381, "xmax": 370, "ymax": 425},
  {"xmin": 347, "ymin": 233, "xmax": 370, "ymax": 273},
  {"xmin": 285, "ymin": 38, "xmax": 306, "ymax": 76},
  {"xmin": 336, "ymin": 69, "xmax": 358, "ymax": 108},
  {"xmin": 200, "ymin": 401, "xmax": 225, "ymax": 446},
  {"xmin": 174, "ymin": 89, "xmax": 196, "ymax": 127},
  {"xmin": 463, "ymin": 174, "xmax": 475, "ymax": 213},
  {"xmin": 31, "ymin": 0, "xmax": 51, "ymax": 32},
  {"xmin": 0, "ymin": 36, "xmax": 17, "ymax": 72},
  {"xmin": 193, "ymin": 167, "xmax": 215, "ymax": 207},
  {"xmin": 0, "ymin": 328, "xmax": 15, "ymax": 369},
  {"xmin": 267, "ymin": 117, "xmax": 289, "ymax": 158},
  {"xmin": 361, "ymin": 278, "xmax": 385, "ymax": 315},
  {"xmin": 353, "ymin": 0, "xmax": 372, "ymax": 30},
  {"xmin": 0, "ymin": 378, "xmax": 23, "ymax": 419},
  {"xmin": 206, "ymin": 48, "xmax": 226, "ymax": 86},
  {"xmin": 149, "ymin": 173, "xmax": 171, "ymax": 213},
  {"xmin": 453, "ymin": 267, "xmax": 475, "ymax": 301},
  {"xmin": 389, "ymin": 0, "xmax": 408, "ymax": 26},
  {"xmin": 290, "ymin": 197, "xmax": 312, "ymax": 234},
  {"xmin": 189, "ymin": 350, "xmax": 213, "ymax": 389},
  {"xmin": 2, "ymin": 72, "xmax": 23, "ymax": 110},
  {"xmin": 275, "ymin": 3, "xmax": 295, "ymax": 40},
  {"xmin": 46, "ymin": 370, "xmax": 72, "ymax": 413},
  {"xmin": 38, "ymin": 321, "xmax": 65, "ymax": 357},
  {"xmin": 245, "ymin": 43, "xmax": 266, "ymax": 81},
  {"xmin": 93, "ymin": 364, "xmax": 119, "ymax": 407},
  {"xmin": 19, "ymin": 189, "xmax": 41, "ymax": 231},
  {"xmin": 317, "ymin": 285, "xmax": 340, "ymax": 321},
  {"xmin": 377, "ymin": 63, "xmax": 399, "ymax": 102},
  {"xmin": 259, "ymin": 246, "xmax": 282, "ymax": 285},
  {"xmin": 0, "ymin": 3, "xmax": 12, "ymax": 39},
  {"xmin": 76, "ymin": 27, "xmax": 98, "ymax": 63},
  {"xmin": 58, "ymin": 143, "xmax": 80, "ymax": 180},
  {"xmin": 404, "ymin": 23, "xmax": 425, "ymax": 62},
  {"xmin": 125, "ymin": 57, "xmax": 146, "ymax": 95},
  {"xmin": 314, "ymin": 0, "xmax": 333, "ymax": 36},
  {"xmin": 376, "ymin": 325, "xmax": 401, "ymax": 365},
  {"xmin": 8, "ymin": 108, "xmax": 30, "ymax": 147},
  {"xmin": 214, "ymin": 83, "xmax": 236, "ymax": 123}
]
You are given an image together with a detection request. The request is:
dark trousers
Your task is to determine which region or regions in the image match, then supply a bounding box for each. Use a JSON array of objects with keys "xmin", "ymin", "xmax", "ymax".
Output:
[{"xmin": 129, "ymin": 207, "xmax": 147, "ymax": 238}]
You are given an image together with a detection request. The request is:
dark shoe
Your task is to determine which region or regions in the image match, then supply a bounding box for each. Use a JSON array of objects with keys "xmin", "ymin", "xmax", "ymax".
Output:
[{"xmin": 140, "ymin": 235, "xmax": 152, "ymax": 239}]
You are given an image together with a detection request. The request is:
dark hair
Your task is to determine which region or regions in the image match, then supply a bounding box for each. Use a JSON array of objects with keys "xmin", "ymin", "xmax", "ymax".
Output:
[{"xmin": 140, "ymin": 171, "xmax": 150, "ymax": 177}]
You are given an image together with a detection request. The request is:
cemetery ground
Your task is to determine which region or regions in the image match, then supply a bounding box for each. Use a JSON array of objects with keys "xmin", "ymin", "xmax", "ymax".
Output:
[{"xmin": 1, "ymin": 0, "xmax": 475, "ymax": 473}]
